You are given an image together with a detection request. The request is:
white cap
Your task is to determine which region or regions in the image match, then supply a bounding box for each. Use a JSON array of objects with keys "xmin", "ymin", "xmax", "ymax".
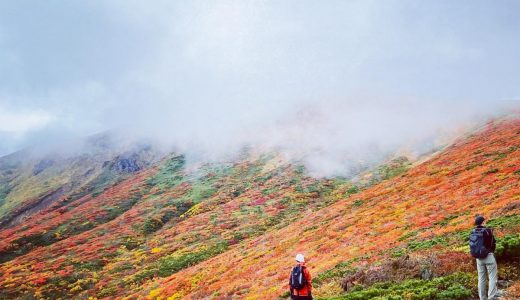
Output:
[{"xmin": 295, "ymin": 254, "xmax": 305, "ymax": 263}]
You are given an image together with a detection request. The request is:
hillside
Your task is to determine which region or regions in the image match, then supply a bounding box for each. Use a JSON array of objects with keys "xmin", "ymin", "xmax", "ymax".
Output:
[
  {"xmin": 124, "ymin": 118, "xmax": 520, "ymax": 299},
  {"xmin": 0, "ymin": 134, "xmax": 161, "ymax": 229},
  {"xmin": 0, "ymin": 117, "xmax": 519, "ymax": 299}
]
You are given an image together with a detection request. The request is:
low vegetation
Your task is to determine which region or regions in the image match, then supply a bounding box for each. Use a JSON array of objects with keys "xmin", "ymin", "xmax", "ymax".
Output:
[{"xmin": 0, "ymin": 118, "xmax": 519, "ymax": 299}]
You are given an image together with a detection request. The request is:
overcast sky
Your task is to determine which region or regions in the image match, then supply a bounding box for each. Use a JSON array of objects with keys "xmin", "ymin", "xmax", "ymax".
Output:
[{"xmin": 0, "ymin": 1, "xmax": 518, "ymax": 174}]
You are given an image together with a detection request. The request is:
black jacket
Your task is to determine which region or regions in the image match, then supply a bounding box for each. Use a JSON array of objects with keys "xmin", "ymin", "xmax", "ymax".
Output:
[{"xmin": 476, "ymin": 225, "xmax": 496, "ymax": 252}]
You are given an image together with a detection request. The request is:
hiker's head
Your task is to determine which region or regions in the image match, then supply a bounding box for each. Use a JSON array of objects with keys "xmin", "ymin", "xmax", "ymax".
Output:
[
  {"xmin": 295, "ymin": 254, "xmax": 305, "ymax": 265},
  {"xmin": 475, "ymin": 215, "xmax": 485, "ymax": 226}
]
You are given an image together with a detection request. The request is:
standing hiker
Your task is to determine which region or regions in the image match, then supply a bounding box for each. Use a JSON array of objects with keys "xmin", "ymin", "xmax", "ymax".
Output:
[
  {"xmin": 469, "ymin": 215, "xmax": 498, "ymax": 300},
  {"xmin": 289, "ymin": 254, "xmax": 313, "ymax": 300}
]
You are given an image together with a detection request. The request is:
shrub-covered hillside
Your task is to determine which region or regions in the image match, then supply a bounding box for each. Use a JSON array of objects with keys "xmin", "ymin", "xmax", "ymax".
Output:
[
  {"xmin": 0, "ymin": 117, "xmax": 519, "ymax": 299},
  {"xmin": 130, "ymin": 118, "xmax": 519, "ymax": 299}
]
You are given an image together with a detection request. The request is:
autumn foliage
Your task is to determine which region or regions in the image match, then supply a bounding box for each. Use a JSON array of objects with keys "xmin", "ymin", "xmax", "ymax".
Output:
[{"xmin": 0, "ymin": 117, "xmax": 519, "ymax": 299}]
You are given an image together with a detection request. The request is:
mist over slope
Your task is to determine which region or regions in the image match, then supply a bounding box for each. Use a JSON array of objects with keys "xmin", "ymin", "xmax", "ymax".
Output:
[
  {"xmin": 2, "ymin": 1, "xmax": 519, "ymax": 174},
  {"xmin": 0, "ymin": 116, "xmax": 518, "ymax": 299},
  {"xmin": 0, "ymin": 133, "xmax": 165, "ymax": 228},
  {"xmin": 133, "ymin": 118, "xmax": 520, "ymax": 299}
]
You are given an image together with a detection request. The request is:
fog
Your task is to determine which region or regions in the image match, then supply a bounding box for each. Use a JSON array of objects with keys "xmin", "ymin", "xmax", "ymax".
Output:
[{"xmin": 0, "ymin": 1, "xmax": 518, "ymax": 175}]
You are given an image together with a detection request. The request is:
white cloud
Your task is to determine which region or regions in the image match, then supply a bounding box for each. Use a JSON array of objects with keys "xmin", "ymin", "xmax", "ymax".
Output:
[
  {"xmin": 0, "ymin": 106, "xmax": 53, "ymax": 134},
  {"xmin": 0, "ymin": 1, "xmax": 519, "ymax": 170}
]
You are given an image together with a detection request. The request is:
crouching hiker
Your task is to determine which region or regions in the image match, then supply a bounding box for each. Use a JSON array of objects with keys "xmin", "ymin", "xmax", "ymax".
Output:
[
  {"xmin": 289, "ymin": 254, "xmax": 313, "ymax": 300},
  {"xmin": 469, "ymin": 215, "xmax": 499, "ymax": 300}
]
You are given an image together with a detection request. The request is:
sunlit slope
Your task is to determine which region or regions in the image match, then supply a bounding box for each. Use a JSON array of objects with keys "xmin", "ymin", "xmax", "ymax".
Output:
[{"xmin": 130, "ymin": 118, "xmax": 519, "ymax": 299}]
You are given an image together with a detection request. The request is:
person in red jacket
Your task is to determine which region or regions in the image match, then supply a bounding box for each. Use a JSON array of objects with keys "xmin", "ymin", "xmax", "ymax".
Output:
[{"xmin": 289, "ymin": 254, "xmax": 312, "ymax": 300}]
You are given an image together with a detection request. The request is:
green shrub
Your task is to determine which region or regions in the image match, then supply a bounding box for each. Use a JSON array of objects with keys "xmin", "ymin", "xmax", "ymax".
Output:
[
  {"xmin": 391, "ymin": 248, "xmax": 407, "ymax": 258},
  {"xmin": 131, "ymin": 267, "xmax": 157, "ymax": 284},
  {"xmin": 0, "ymin": 184, "xmax": 11, "ymax": 207},
  {"xmin": 487, "ymin": 215, "xmax": 520, "ymax": 229},
  {"xmin": 407, "ymin": 237, "xmax": 445, "ymax": 251},
  {"xmin": 112, "ymin": 262, "xmax": 134, "ymax": 273},
  {"xmin": 142, "ymin": 217, "xmax": 164, "ymax": 234},
  {"xmin": 484, "ymin": 168, "xmax": 499, "ymax": 175},
  {"xmin": 352, "ymin": 200, "xmax": 363, "ymax": 207},
  {"xmin": 95, "ymin": 197, "xmax": 140, "ymax": 224},
  {"xmin": 314, "ymin": 262, "xmax": 353, "ymax": 287},
  {"xmin": 495, "ymin": 234, "xmax": 520, "ymax": 259},
  {"xmin": 465, "ymin": 162, "xmax": 483, "ymax": 170},
  {"xmin": 0, "ymin": 231, "xmax": 56, "ymax": 263},
  {"xmin": 434, "ymin": 215, "xmax": 459, "ymax": 227},
  {"xmin": 98, "ymin": 285, "xmax": 118, "ymax": 298},
  {"xmin": 75, "ymin": 259, "xmax": 104, "ymax": 271},
  {"xmin": 160, "ymin": 210, "xmax": 176, "ymax": 224},
  {"xmin": 346, "ymin": 186, "xmax": 359, "ymax": 195},
  {"xmin": 88, "ymin": 167, "xmax": 123, "ymax": 197},
  {"xmin": 189, "ymin": 185, "xmax": 217, "ymax": 202},
  {"xmin": 157, "ymin": 242, "xmax": 228, "ymax": 277},
  {"xmin": 397, "ymin": 231, "xmax": 418, "ymax": 242},
  {"xmin": 295, "ymin": 165, "xmax": 306, "ymax": 175},
  {"xmin": 120, "ymin": 235, "xmax": 142, "ymax": 250},
  {"xmin": 147, "ymin": 156, "xmax": 185, "ymax": 188},
  {"xmin": 262, "ymin": 187, "xmax": 280, "ymax": 196},
  {"xmin": 321, "ymin": 272, "xmax": 474, "ymax": 300},
  {"xmin": 375, "ymin": 157, "xmax": 411, "ymax": 181}
]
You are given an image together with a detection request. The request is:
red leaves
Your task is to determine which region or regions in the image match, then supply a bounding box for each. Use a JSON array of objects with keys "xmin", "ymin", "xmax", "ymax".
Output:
[
  {"xmin": 32, "ymin": 262, "xmax": 45, "ymax": 272},
  {"xmin": 33, "ymin": 276, "xmax": 47, "ymax": 285},
  {"xmin": 250, "ymin": 197, "xmax": 268, "ymax": 206}
]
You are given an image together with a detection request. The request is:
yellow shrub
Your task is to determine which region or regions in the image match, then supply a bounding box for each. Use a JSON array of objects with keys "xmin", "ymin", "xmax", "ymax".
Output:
[
  {"xmin": 151, "ymin": 247, "xmax": 163, "ymax": 254},
  {"xmin": 166, "ymin": 292, "xmax": 183, "ymax": 300},
  {"xmin": 148, "ymin": 288, "xmax": 162, "ymax": 300}
]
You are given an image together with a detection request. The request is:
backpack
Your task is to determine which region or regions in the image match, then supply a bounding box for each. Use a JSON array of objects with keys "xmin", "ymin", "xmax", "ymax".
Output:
[
  {"xmin": 469, "ymin": 228, "xmax": 490, "ymax": 259},
  {"xmin": 290, "ymin": 265, "xmax": 307, "ymax": 290}
]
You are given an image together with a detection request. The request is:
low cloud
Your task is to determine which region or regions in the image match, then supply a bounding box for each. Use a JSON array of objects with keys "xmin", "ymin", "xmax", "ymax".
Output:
[
  {"xmin": 0, "ymin": 106, "xmax": 52, "ymax": 134},
  {"xmin": 0, "ymin": 1, "xmax": 518, "ymax": 175}
]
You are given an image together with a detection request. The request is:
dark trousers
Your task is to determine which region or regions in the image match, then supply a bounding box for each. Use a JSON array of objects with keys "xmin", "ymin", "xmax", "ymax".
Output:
[{"xmin": 291, "ymin": 295, "xmax": 313, "ymax": 300}]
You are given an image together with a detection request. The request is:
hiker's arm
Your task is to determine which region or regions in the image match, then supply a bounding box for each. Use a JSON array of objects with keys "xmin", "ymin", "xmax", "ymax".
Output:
[
  {"xmin": 289, "ymin": 271, "xmax": 293, "ymax": 294},
  {"xmin": 305, "ymin": 268, "xmax": 312, "ymax": 291},
  {"xmin": 485, "ymin": 228, "xmax": 496, "ymax": 252},
  {"xmin": 490, "ymin": 228, "xmax": 496, "ymax": 252}
]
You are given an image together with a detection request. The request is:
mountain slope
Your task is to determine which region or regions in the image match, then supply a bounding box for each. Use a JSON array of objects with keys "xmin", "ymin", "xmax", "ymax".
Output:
[
  {"xmin": 0, "ymin": 117, "xmax": 519, "ymax": 300},
  {"xmin": 0, "ymin": 134, "xmax": 161, "ymax": 229},
  {"xmin": 130, "ymin": 118, "xmax": 520, "ymax": 299},
  {"xmin": 0, "ymin": 152, "xmax": 355, "ymax": 299}
]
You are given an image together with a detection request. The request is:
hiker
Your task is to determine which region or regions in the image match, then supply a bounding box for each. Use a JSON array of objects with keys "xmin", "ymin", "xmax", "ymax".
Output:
[
  {"xmin": 469, "ymin": 215, "xmax": 498, "ymax": 300},
  {"xmin": 289, "ymin": 254, "xmax": 313, "ymax": 300}
]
